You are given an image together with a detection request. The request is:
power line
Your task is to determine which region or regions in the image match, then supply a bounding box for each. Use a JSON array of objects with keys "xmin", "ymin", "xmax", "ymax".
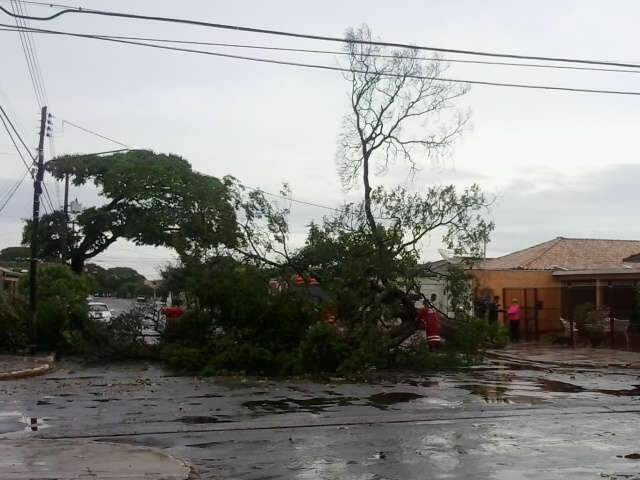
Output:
[
  {"xmin": 14, "ymin": 0, "xmax": 48, "ymax": 104},
  {"xmin": 0, "ymin": 0, "xmax": 95, "ymax": 11},
  {"xmin": 2, "ymin": 24, "xmax": 640, "ymax": 96},
  {"xmin": 0, "ymin": 104, "xmax": 54, "ymax": 215},
  {"xmin": 0, "ymin": 104, "xmax": 36, "ymax": 161},
  {"xmin": 0, "ymin": 168, "xmax": 29, "ymax": 213},
  {"xmin": 61, "ymin": 119, "xmax": 131, "ymax": 148},
  {"xmin": 2, "ymin": 26, "xmax": 640, "ymax": 76},
  {"xmin": 0, "ymin": 107, "xmax": 34, "ymax": 173},
  {"xmin": 2, "ymin": 3, "xmax": 640, "ymax": 70},
  {"xmin": 256, "ymin": 188, "xmax": 343, "ymax": 214},
  {"xmin": 8, "ymin": 1, "xmax": 43, "ymax": 106},
  {"xmin": 41, "ymin": 180, "xmax": 55, "ymax": 211}
]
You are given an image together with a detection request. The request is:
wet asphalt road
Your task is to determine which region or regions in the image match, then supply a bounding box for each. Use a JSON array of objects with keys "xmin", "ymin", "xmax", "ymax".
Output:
[{"xmin": 2, "ymin": 360, "xmax": 640, "ymax": 479}]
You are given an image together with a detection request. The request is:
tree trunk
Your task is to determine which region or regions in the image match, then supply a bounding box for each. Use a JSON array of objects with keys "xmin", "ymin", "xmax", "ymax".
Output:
[
  {"xmin": 70, "ymin": 255, "xmax": 85, "ymax": 275},
  {"xmin": 362, "ymin": 152, "xmax": 384, "ymax": 252},
  {"xmin": 388, "ymin": 317, "xmax": 419, "ymax": 347}
]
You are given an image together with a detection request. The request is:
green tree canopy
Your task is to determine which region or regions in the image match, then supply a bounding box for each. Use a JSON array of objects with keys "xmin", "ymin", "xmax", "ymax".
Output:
[
  {"xmin": 24, "ymin": 150, "xmax": 240, "ymax": 273},
  {"xmin": 0, "ymin": 246, "xmax": 30, "ymax": 261}
]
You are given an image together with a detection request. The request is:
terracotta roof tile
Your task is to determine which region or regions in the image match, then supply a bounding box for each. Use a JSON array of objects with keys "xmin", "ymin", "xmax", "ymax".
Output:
[{"xmin": 479, "ymin": 237, "xmax": 640, "ymax": 271}]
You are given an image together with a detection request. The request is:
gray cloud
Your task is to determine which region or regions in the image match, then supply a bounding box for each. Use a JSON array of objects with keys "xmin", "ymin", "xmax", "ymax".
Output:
[{"xmin": 487, "ymin": 164, "xmax": 640, "ymax": 256}]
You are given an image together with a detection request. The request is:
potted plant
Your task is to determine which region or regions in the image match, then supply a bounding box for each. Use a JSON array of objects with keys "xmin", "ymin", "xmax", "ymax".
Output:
[
  {"xmin": 584, "ymin": 319, "xmax": 605, "ymax": 348},
  {"xmin": 629, "ymin": 285, "xmax": 640, "ymax": 348},
  {"xmin": 574, "ymin": 302, "xmax": 605, "ymax": 347}
]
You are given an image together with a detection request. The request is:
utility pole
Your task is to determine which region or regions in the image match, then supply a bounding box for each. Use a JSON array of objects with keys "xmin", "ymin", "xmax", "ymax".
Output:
[
  {"xmin": 28, "ymin": 105, "xmax": 48, "ymax": 345},
  {"xmin": 63, "ymin": 172, "xmax": 70, "ymax": 257},
  {"xmin": 63, "ymin": 173, "xmax": 69, "ymax": 217}
]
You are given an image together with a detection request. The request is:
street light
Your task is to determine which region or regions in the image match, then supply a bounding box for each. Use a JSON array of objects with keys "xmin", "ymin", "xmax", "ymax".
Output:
[{"xmin": 69, "ymin": 198, "xmax": 83, "ymax": 214}]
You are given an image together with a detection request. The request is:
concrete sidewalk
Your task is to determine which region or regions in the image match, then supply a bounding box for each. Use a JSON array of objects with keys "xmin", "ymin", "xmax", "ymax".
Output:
[
  {"xmin": 0, "ymin": 355, "xmax": 54, "ymax": 380},
  {"xmin": 0, "ymin": 439, "xmax": 193, "ymax": 479},
  {"xmin": 487, "ymin": 342, "xmax": 640, "ymax": 369}
]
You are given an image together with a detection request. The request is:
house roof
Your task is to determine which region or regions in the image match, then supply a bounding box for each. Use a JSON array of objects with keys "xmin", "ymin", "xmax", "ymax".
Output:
[
  {"xmin": 419, "ymin": 259, "xmax": 452, "ymax": 275},
  {"xmin": 0, "ymin": 266, "xmax": 21, "ymax": 278},
  {"xmin": 419, "ymin": 257, "xmax": 484, "ymax": 276},
  {"xmin": 478, "ymin": 237, "xmax": 640, "ymax": 271}
]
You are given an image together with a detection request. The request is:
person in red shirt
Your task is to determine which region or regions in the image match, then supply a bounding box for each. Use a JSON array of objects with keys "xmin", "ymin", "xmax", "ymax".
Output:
[
  {"xmin": 161, "ymin": 299, "xmax": 185, "ymax": 329},
  {"xmin": 417, "ymin": 294, "xmax": 442, "ymax": 350}
]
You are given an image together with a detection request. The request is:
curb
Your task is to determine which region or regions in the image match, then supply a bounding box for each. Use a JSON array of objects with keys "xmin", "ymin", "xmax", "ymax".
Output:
[
  {"xmin": 0, "ymin": 354, "xmax": 55, "ymax": 380},
  {"xmin": 486, "ymin": 349, "xmax": 639, "ymax": 370}
]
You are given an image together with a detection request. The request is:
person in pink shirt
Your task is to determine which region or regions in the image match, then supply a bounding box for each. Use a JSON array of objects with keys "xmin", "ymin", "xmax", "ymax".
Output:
[{"xmin": 507, "ymin": 299, "xmax": 522, "ymax": 341}]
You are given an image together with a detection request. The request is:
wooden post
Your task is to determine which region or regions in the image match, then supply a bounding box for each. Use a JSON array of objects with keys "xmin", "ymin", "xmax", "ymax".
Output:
[{"xmin": 534, "ymin": 288, "xmax": 539, "ymax": 340}]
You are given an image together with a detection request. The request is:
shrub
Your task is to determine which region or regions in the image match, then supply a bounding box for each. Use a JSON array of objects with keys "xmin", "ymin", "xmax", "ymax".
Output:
[
  {"xmin": 394, "ymin": 338, "xmax": 464, "ymax": 370},
  {"xmin": 574, "ymin": 302, "xmax": 596, "ymax": 331},
  {"xmin": 205, "ymin": 339, "xmax": 274, "ymax": 375},
  {"xmin": 162, "ymin": 310, "xmax": 214, "ymax": 347},
  {"xmin": 18, "ymin": 264, "xmax": 91, "ymax": 351},
  {"xmin": 163, "ymin": 345, "xmax": 207, "ymax": 372},
  {"xmin": 337, "ymin": 326, "xmax": 395, "ymax": 374},
  {"xmin": 298, "ymin": 323, "xmax": 348, "ymax": 373},
  {"xmin": 0, "ymin": 292, "xmax": 27, "ymax": 352},
  {"xmin": 449, "ymin": 318, "xmax": 508, "ymax": 356}
]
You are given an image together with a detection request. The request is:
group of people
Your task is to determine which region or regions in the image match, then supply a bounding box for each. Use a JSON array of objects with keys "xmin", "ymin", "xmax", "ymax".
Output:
[
  {"xmin": 477, "ymin": 295, "xmax": 523, "ymax": 341},
  {"xmin": 418, "ymin": 294, "xmax": 524, "ymax": 345}
]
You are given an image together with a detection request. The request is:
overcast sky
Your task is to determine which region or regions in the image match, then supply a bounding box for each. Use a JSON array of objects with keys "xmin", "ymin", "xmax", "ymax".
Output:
[{"xmin": 1, "ymin": 0, "xmax": 640, "ymax": 278}]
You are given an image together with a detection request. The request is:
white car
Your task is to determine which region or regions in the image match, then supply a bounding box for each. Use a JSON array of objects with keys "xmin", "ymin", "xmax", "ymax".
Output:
[{"xmin": 88, "ymin": 302, "xmax": 113, "ymax": 322}]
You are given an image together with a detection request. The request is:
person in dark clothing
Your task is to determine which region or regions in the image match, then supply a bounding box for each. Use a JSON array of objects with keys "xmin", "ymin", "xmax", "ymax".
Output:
[
  {"xmin": 475, "ymin": 297, "xmax": 488, "ymax": 321},
  {"xmin": 488, "ymin": 296, "xmax": 501, "ymax": 324}
]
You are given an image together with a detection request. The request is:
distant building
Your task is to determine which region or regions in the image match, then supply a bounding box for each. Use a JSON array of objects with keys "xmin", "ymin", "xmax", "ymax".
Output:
[
  {"xmin": 0, "ymin": 266, "xmax": 21, "ymax": 298},
  {"xmin": 416, "ymin": 260, "xmax": 450, "ymax": 314},
  {"xmin": 470, "ymin": 237, "xmax": 640, "ymax": 334}
]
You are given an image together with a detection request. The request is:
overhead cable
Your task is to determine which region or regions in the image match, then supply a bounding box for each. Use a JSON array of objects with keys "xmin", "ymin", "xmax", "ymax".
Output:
[
  {"xmin": 1, "ymin": 3, "xmax": 640, "ymax": 69},
  {"xmin": 61, "ymin": 118, "xmax": 131, "ymax": 148},
  {"xmin": 8, "ymin": 0, "xmax": 43, "ymax": 106},
  {"xmin": 1, "ymin": 26, "xmax": 639, "ymax": 75},
  {"xmin": 0, "ymin": 104, "xmax": 36, "ymax": 161},
  {"xmin": 0, "ymin": 168, "xmax": 29, "ymax": 213},
  {"xmin": 1, "ymin": 24, "xmax": 639, "ymax": 96}
]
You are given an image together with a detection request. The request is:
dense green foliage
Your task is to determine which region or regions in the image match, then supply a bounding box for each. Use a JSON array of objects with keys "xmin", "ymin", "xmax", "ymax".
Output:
[
  {"xmin": 25, "ymin": 150, "xmax": 239, "ymax": 273},
  {"xmin": 86, "ymin": 264, "xmax": 151, "ymax": 298},
  {"xmin": 19, "ymin": 264, "xmax": 91, "ymax": 350},
  {"xmin": 0, "ymin": 246, "xmax": 30, "ymax": 261},
  {"xmin": 0, "ymin": 291, "xmax": 27, "ymax": 352}
]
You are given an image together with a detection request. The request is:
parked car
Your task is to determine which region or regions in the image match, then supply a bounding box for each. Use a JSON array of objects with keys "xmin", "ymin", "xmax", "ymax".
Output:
[{"xmin": 88, "ymin": 302, "xmax": 113, "ymax": 322}]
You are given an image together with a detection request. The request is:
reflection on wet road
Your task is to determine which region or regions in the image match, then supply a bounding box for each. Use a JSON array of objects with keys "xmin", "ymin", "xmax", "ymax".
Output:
[{"xmin": 3, "ymin": 359, "xmax": 640, "ymax": 478}]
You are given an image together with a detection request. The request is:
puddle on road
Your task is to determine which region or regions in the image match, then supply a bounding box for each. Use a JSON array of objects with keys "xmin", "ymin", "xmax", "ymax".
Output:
[
  {"xmin": 367, "ymin": 392, "xmax": 424, "ymax": 408},
  {"xmin": 460, "ymin": 384, "xmax": 543, "ymax": 404},
  {"xmin": 0, "ymin": 412, "xmax": 25, "ymax": 434},
  {"xmin": 242, "ymin": 391, "xmax": 425, "ymax": 414},
  {"xmin": 177, "ymin": 415, "xmax": 230, "ymax": 424},
  {"xmin": 242, "ymin": 391, "xmax": 426, "ymax": 414},
  {"xmin": 538, "ymin": 379, "xmax": 640, "ymax": 397},
  {"xmin": 537, "ymin": 379, "xmax": 586, "ymax": 393},
  {"xmin": 187, "ymin": 393, "xmax": 223, "ymax": 399},
  {"xmin": 597, "ymin": 385, "xmax": 640, "ymax": 397},
  {"xmin": 458, "ymin": 377, "xmax": 640, "ymax": 404},
  {"xmin": 0, "ymin": 412, "xmax": 51, "ymax": 434},
  {"xmin": 404, "ymin": 379, "xmax": 439, "ymax": 388},
  {"xmin": 242, "ymin": 396, "xmax": 359, "ymax": 414}
]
